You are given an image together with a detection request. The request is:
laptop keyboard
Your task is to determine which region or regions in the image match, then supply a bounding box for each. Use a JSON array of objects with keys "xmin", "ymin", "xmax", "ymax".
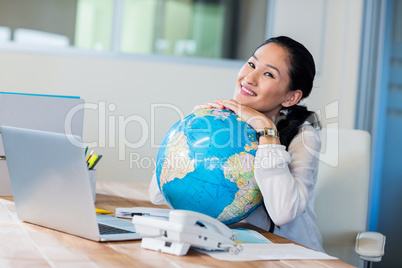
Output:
[{"xmin": 98, "ymin": 223, "xmax": 135, "ymax": 235}]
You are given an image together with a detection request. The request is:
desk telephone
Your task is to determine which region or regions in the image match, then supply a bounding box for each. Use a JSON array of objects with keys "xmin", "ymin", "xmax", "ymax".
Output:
[{"xmin": 132, "ymin": 210, "xmax": 242, "ymax": 256}]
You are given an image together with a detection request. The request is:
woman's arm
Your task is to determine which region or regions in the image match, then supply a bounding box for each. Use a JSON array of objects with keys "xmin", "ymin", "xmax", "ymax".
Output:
[
  {"xmin": 255, "ymin": 125, "xmax": 321, "ymax": 226},
  {"xmin": 148, "ymin": 173, "xmax": 168, "ymax": 205},
  {"xmin": 209, "ymin": 99, "xmax": 321, "ymax": 225}
]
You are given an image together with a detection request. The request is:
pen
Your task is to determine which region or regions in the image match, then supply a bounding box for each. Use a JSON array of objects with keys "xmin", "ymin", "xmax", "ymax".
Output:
[
  {"xmin": 116, "ymin": 212, "xmax": 168, "ymax": 218},
  {"xmin": 95, "ymin": 208, "xmax": 113, "ymax": 214},
  {"xmin": 117, "ymin": 212, "xmax": 151, "ymax": 217},
  {"xmin": 86, "ymin": 150, "xmax": 94, "ymax": 162},
  {"xmin": 85, "ymin": 146, "xmax": 88, "ymax": 156}
]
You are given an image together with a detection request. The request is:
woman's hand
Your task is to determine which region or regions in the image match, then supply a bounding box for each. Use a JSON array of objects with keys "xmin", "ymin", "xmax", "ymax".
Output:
[
  {"xmin": 193, "ymin": 99, "xmax": 280, "ymax": 145},
  {"xmin": 214, "ymin": 99, "xmax": 275, "ymax": 131},
  {"xmin": 192, "ymin": 102, "xmax": 225, "ymax": 113}
]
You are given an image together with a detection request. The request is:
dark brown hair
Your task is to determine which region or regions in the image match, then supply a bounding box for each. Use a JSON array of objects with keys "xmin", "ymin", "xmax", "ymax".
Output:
[{"xmin": 256, "ymin": 36, "xmax": 321, "ymax": 149}]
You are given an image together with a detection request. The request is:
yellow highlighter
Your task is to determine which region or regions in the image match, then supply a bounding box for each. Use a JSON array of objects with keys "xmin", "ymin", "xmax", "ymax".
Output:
[
  {"xmin": 95, "ymin": 208, "xmax": 113, "ymax": 214},
  {"xmin": 88, "ymin": 154, "xmax": 98, "ymax": 169}
]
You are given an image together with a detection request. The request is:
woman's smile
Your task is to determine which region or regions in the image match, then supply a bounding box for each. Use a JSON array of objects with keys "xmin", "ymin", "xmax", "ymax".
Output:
[{"xmin": 240, "ymin": 82, "xmax": 257, "ymax": 96}]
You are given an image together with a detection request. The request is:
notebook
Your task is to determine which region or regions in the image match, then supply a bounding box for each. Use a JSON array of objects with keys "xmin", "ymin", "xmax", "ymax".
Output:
[{"xmin": 0, "ymin": 125, "xmax": 141, "ymax": 241}]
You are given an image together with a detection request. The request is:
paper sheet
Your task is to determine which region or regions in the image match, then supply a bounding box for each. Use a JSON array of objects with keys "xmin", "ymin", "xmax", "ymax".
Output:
[
  {"xmin": 198, "ymin": 243, "xmax": 337, "ymax": 261},
  {"xmin": 198, "ymin": 229, "xmax": 336, "ymax": 261}
]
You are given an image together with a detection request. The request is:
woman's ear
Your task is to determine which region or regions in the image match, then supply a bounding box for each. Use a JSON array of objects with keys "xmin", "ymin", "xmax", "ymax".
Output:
[{"xmin": 282, "ymin": 90, "xmax": 303, "ymax": 107}]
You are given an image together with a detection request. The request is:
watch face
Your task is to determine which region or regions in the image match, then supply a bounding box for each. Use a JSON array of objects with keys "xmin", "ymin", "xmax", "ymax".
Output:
[{"xmin": 256, "ymin": 128, "xmax": 278, "ymax": 138}]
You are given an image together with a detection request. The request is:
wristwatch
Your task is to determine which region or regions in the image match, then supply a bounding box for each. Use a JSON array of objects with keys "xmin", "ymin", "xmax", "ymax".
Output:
[{"xmin": 256, "ymin": 127, "xmax": 280, "ymax": 139}]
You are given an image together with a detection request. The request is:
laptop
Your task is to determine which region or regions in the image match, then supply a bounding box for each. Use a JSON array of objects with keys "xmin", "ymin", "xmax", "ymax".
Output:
[{"xmin": 0, "ymin": 125, "xmax": 141, "ymax": 241}]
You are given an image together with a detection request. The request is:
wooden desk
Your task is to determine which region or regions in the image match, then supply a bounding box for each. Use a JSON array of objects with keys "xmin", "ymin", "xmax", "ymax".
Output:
[{"xmin": 0, "ymin": 181, "xmax": 354, "ymax": 267}]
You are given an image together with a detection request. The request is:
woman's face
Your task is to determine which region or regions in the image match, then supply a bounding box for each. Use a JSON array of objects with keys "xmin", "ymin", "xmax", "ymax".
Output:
[{"xmin": 234, "ymin": 42, "xmax": 292, "ymax": 119}]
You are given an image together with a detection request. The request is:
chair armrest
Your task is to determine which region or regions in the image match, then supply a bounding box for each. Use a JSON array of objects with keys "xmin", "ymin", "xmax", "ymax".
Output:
[{"xmin": 355, "ymin": 232, "xmax": 386, "ymax": 262}]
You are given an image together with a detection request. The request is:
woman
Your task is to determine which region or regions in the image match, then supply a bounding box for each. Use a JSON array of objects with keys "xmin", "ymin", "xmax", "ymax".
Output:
[{"xmin": 149, "ymin": 36, "xmax": 324, "ymax": 252}]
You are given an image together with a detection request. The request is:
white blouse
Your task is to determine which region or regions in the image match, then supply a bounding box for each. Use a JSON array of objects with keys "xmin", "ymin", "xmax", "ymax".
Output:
[{"xmin": 148, "ymin": 124, "xmax": 324, "ymax": 252}]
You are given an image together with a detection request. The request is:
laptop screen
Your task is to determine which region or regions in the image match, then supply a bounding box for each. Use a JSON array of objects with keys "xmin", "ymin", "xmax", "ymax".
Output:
[{"xmin": 1, "ymin": 126, "xmax": 100, "ymax": 241}]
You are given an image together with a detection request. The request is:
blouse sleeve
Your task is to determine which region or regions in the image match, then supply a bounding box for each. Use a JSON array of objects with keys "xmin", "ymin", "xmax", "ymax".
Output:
[
  {"xmin": 254, "ymin": 125, "xmax": 321, "ymax": 226},
  {"xmin": 148, "ymin": 173, "xmax": 169, "ymax": 205}
]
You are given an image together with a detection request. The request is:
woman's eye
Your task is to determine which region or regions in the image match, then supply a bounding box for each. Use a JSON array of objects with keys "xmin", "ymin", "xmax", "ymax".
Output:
[
  {"xmin": 248, "ymin": 62, "xmax": 255, "ymax": 68},
  {"xmin": 264, "ymin": 72, "xmax": 274, "ymax": 78}
]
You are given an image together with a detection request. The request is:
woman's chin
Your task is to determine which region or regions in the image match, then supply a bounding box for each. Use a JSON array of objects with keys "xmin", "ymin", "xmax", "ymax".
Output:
[{"xmin": 234, "ymin": 95, "xmax": 253, "ymax": 107}]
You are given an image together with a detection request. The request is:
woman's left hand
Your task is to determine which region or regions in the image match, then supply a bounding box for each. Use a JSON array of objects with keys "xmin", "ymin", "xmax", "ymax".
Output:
[{"xmin": 214, "ymin": 99, "xmax": 274, "ymax": 131}]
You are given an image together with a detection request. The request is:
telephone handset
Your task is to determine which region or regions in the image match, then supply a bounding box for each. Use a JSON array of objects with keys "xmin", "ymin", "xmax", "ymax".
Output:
[{"xmin": 132, "ymin": 209, "xmax": 241, "ymax": 256}]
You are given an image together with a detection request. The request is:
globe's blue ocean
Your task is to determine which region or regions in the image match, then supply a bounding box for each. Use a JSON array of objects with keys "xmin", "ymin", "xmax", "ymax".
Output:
[{"xmin": 155, "ymin": 109, "xmax": 263, "ymax": 225}]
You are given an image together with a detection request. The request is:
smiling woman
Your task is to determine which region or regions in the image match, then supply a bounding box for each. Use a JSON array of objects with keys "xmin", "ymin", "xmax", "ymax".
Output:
[
  {"xmin": 149, "ymin": 36, "xmax": 324, "ymax": 252},
  {"xmin": 0, "ymin": 0, "xmax": 269, "ymax": 61}
]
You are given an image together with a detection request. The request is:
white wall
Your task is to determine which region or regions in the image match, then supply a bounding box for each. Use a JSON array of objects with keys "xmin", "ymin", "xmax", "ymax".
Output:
[
  {"xmin": 0, "ymin": 0, "xmax": 364, "ymax": 184},
  {"xmin": 0, "ymin": 50, "xmax": 239, "ymax": 183},
  {"xmin": 271, "ymin": 0, "xmax": 364, "ymax": 129}
]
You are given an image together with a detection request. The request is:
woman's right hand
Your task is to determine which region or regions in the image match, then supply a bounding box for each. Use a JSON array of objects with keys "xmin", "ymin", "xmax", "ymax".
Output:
[{"xmin": 192, "ymin": 102, "xmax": 225, "ymax": 113}]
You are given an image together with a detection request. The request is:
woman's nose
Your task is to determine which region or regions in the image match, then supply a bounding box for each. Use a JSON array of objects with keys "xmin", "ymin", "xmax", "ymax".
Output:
[{"xmin": 244, "ymin": 70, "xmax": 258, "ymax": 85}]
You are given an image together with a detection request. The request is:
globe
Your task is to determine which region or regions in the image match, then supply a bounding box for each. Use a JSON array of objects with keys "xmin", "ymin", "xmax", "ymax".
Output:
[{"xmin": 155, "ymin": 108, "xmax": 263, "ymax": 225}]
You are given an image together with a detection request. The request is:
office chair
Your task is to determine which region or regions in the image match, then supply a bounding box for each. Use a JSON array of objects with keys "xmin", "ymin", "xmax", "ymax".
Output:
[{"xmin": 314, "ymin": 128, "xmax": 385, "ymax": 268}]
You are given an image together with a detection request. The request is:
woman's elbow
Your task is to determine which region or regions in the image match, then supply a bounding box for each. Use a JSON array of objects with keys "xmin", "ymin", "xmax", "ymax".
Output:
[
  {"xmin": 268, "ymin": 201, "xmax": 307, "ymax": 226},
  {"xmin": 149, "ymin": 194, "xmax": 159, "ymax": 205},
  {"xmin": 149, "ymin": 190, "xmax": 163, "ymax": 205},
  {"xmin": 270, "ymin": 213, "xmax": 294, "ymax": 226}
]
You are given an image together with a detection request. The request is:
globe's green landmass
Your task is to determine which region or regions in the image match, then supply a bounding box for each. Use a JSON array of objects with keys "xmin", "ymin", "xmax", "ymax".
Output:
[{"xmin": 156, "ymin": 109, "xmax": 263, "ymax": 225}]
